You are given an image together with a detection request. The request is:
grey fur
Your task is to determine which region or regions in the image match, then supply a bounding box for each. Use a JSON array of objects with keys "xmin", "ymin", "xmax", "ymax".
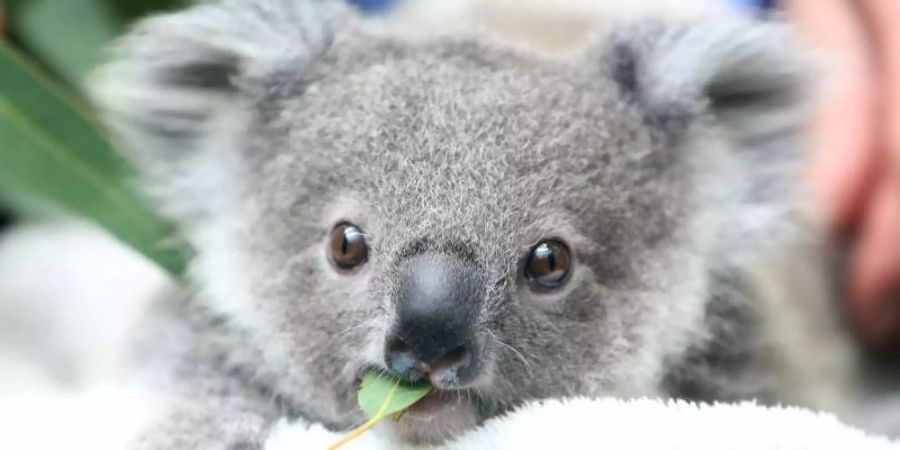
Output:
[{"xmin": 90, "ymin": 1, "xmax": 857, "ymax": 447}]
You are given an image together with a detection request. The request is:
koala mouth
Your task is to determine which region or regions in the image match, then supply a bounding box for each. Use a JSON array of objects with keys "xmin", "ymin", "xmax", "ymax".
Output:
[
  {"xmin": 391, "ymin": 388, "xmax": 483, "ymax": 443},
  {"xmin": 353, "ymin": 366, "xmax": 479, "ymax": 413},
  {"xmin": 351, "ymin": 366, "xmax": 484, "ymax": 431},
  {"xmin": 405, "ymin": 388, "xmax": 469, "ymax": 417}
]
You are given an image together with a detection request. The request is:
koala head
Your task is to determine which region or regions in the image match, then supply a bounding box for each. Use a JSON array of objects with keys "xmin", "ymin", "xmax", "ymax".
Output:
[{"xmin": 93, "ymin": 0, "xmax": 809, "ymax": 443}]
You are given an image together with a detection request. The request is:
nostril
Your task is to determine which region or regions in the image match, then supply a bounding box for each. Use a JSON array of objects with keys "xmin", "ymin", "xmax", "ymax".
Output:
[
  {"xmin": 431, "ymin": 345, "xmax": 470, "ymax": 377},
  {"xmin": 388, "ymin": 337, "xmax": 409, "ymax": 354},
  {"xmin": 428, "ymin": 344, "xmax": 472, "ymax": 388},
  {"xmin": 385, "ymin": 336, "xmax": 422, "ymax": 381},
  {"xmin": 437, "ymin": 345, "xmax": 468, "ymax": 370}
]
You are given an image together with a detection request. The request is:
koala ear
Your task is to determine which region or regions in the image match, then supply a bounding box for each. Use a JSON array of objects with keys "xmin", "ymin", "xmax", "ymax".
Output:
[
  {"xmin": 608, "ymin": 18, "xmax": 810, "ymax": 146},
  {"xmin": 89, "ymin": 0, "xmax": 341, "ymax": 166}
]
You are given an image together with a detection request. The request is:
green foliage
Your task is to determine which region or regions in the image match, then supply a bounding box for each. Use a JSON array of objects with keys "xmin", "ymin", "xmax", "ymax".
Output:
[
  {"xmin": 6, "ymin": 0, "xmax": 186, "ymax": 85},
  {"xmin": 357, "ymin": 372, "xmax": 432, "ymax": 419},
  {"xmin": 329, "ymin": 372, "xmax": 431, "ymax": 448},
  {"xmin": 15, "ymin": 0, "xmax": 120, "ymax": 85},
  {"xmin": 0, "ymin": 0, "xmax": 190, "ymax": 277}
]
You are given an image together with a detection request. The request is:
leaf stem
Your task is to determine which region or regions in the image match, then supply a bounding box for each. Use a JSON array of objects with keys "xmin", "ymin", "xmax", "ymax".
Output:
[{"xmin": 327, "ymin": 380, "xmax": 400, "ymax": 450}]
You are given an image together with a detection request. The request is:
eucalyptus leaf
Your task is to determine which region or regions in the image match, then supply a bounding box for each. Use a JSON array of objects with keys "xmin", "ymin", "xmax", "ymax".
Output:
[
  {"xmin": 0, "ymin": 43, "xmax": 189, "ymax": 277},
  {"xmin": 0, "ymin": 43, "xmax": 127, "ymax": 178},
  {"xmin": 14, "ymin": 0, "xmax": 121, "ymax": 86},
  {"xmin": 357, "ymin": 372, "xmax": 432, "ymax": 419}
]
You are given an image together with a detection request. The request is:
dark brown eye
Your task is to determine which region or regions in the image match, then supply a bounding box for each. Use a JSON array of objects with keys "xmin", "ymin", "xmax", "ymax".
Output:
[
  {"xmin": 329, "ymin": 223, "xmax": 368, "ymax": 270},
  {"xmin": 524, "ymin": 240, "xmax": 572, "ymax": 289}
]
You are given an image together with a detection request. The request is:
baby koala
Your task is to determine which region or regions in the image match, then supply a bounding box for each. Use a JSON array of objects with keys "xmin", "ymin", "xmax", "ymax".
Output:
[{"xmin": 91, "ymin": 0, "xmax": 858, "ymax": 447}]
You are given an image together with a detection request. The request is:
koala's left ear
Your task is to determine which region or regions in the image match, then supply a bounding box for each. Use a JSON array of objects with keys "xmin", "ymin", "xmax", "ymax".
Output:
[
  {"xmin": 89, "ymin": 0, "xmax": 345, "ymax": 168},
  {"xmin": 607, "ymin": 18, "xmax": 811, "ymax": 146}
]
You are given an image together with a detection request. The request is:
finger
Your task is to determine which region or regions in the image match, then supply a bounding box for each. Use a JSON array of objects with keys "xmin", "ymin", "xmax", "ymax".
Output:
[
  {"xmin": 848, "ymin": 174, "xmax": 900, "ymax": 348},
  {"xmin": 858, "ymin": 0, "xmax": 900, "ymax": 167},
  {"xmin": 786, "ymin": 0, "xmax": 879, "ymax": 232},
  {"xmin": 850, "ymin": 0, "xmax": 900, "ymax": 349}
]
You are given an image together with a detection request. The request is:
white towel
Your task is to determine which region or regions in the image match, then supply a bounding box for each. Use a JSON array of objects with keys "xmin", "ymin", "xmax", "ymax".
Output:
[{"xmin": 266, "ymin": 397, "xmax": 899, "ymax": 450}]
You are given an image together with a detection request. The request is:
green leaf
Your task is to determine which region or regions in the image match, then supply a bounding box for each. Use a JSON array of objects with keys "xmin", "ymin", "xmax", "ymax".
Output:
[
  {"xmin": 0, "ymin": 42, "xmax": 189, "ymax": 277},
  {"xmin": 0, "ymin": 42, "xmax": 127, "ymax": 178},
  {"xmin": 357, "ymin": 372, "xmax": 432, "ymax": 419},
  {"xmin": 13, "ymin": 0, "xmax": 121, "ymax": 86}
]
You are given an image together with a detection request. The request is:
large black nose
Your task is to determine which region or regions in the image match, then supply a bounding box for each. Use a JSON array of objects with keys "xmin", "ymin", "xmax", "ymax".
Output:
[{"xmin": 385, "ymin": 252, "xmax": 483, "ymax": 388}]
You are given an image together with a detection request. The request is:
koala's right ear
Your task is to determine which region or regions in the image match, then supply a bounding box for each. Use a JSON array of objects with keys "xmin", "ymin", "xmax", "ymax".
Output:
[
  {"xmin": 90, "ymin": 0, "xmax": 343, "ymax": 169},
  {"xmin": 604, "ymin": 17, "xmax": 815, "ymax": 249},
  {"xmin": 606, "ymin": 17, "xmax": 810, "ymax": 148}
]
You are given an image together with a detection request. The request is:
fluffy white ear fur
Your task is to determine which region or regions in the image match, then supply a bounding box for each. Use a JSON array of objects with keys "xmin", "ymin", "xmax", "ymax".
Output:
[{"xmin": 265, "ymin": 398, "xmax": 897, "ymax": 450}]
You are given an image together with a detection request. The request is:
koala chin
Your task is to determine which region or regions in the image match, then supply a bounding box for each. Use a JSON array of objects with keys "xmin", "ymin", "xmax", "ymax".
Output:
[{"xmin": 90, "ymin": 0, "xmax": 858, "ymax": 447}]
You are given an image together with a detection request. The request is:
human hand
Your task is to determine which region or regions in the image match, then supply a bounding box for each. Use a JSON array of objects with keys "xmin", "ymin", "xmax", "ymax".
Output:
[{"xmin": 787, "ymin": 0, "xmax": 900, "ymax": 350}]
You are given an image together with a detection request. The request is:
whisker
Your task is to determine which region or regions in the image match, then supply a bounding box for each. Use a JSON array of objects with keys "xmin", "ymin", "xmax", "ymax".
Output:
[
  {"xmin": 333, "ymin": 321, "xmax": 376, "ymax": 340},
  {"xmin": 487, "ymin": 330, "xmax": 534, "ymax": 380}
]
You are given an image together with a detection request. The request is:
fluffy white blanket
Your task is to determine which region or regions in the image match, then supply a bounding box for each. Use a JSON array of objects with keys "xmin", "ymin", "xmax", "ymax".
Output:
[
  {"xmin": 0, "ymin": 380, "xmax": 895, "ymax": 450},
  {"xmin": 265, "ymin": 398, "xmax": 897, "ymax": 450}
]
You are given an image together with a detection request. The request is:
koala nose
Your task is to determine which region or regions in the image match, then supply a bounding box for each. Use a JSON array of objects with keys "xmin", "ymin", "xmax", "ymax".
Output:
[
  {"xmin": 385, "ymin": 252, "xmax": 483, "ymax": 388},
  {"xmin": 385, "ymin": 336, "xmax": 473, "ymax": 388}
]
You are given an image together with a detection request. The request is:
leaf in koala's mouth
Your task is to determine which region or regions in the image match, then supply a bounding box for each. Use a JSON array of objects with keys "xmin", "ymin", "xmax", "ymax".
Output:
[
  {"xmin": 357, "ymin": 372, "xmax": 433, "ymax": 418},
  {"xmin": 327, "ymin": 372, "xmax": 432, "ymax": 450}
]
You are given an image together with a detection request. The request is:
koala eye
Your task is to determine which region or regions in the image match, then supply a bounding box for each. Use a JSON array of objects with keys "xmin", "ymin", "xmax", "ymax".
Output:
[
  {"xmin": 524, "ymin": 240, "xmax": 572, "ymax": 289},
  {"xmin": 329, "ymin": 223, "xmax": 368, "ymax": 270}
]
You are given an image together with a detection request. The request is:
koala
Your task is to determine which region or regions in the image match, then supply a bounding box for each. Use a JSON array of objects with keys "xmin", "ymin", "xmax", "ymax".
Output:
[{"xmin": 90, "ymin": 0, "xmax": 859, "ymax": 447}]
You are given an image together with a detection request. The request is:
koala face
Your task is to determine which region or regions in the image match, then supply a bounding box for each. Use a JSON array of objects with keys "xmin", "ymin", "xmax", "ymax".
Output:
[
  {"xmin": 93, "ymin": 1, "xmax": 808, "ymax": 443},
  {"xmin": 231, "ymin": 44, "xmax": 707, "ymax": 439}
]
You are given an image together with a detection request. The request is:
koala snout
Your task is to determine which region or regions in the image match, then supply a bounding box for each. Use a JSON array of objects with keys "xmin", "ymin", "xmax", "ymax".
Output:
[{"xmin": 385, "ymin": 252, "xmax": 484, "ymax": 388}]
